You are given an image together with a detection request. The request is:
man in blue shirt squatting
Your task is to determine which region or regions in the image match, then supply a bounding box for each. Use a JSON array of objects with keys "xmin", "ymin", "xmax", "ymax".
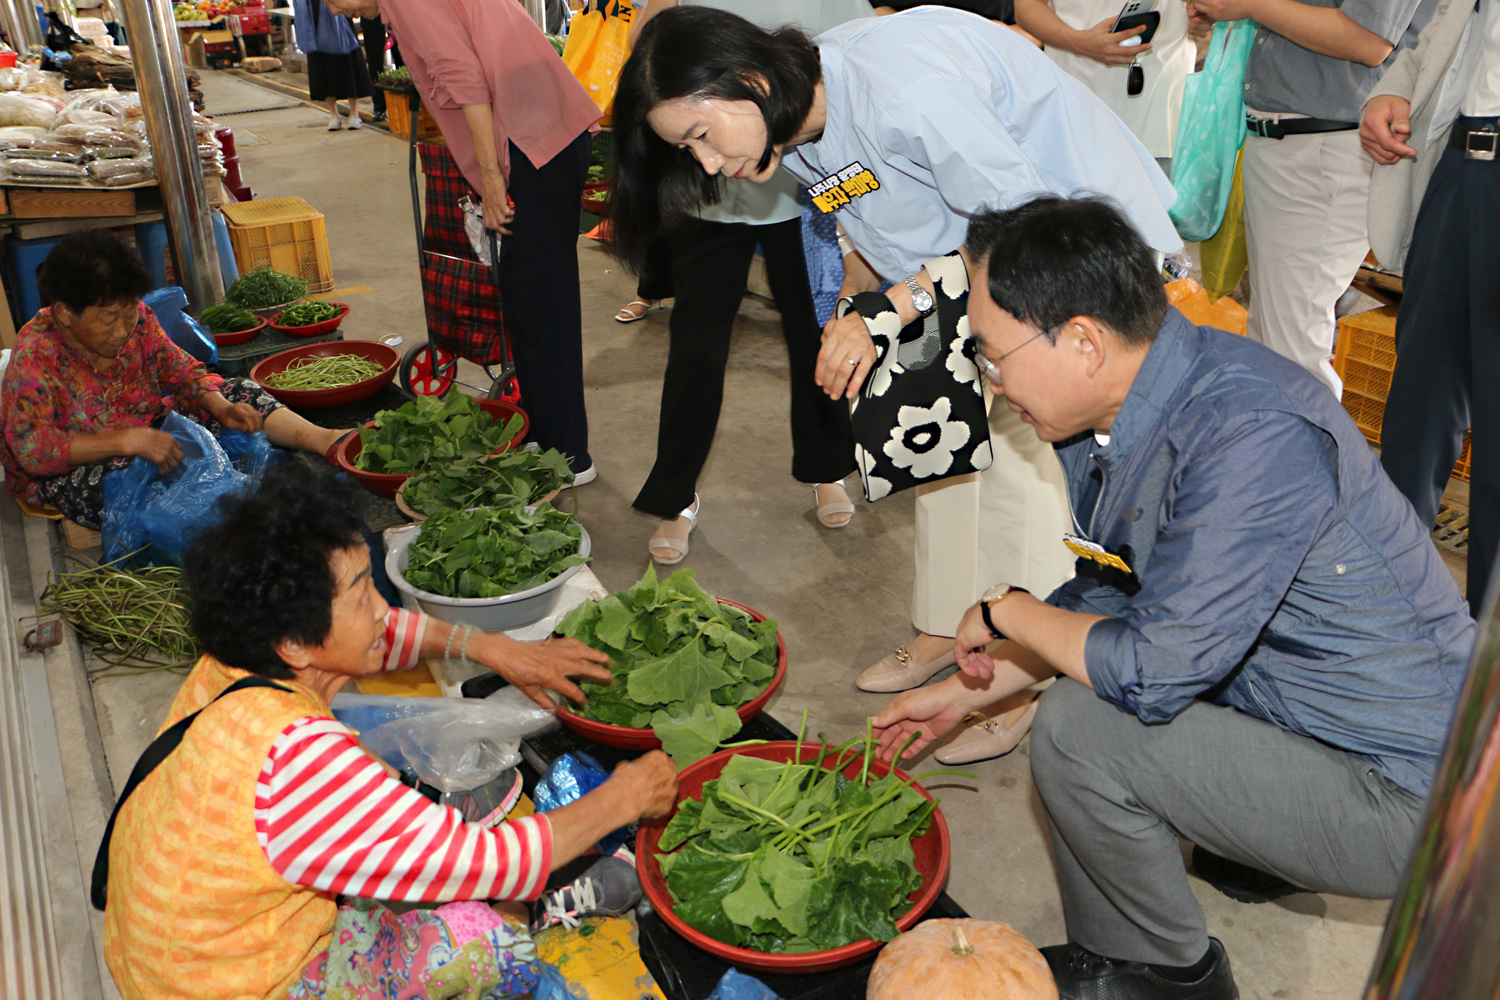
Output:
[{"xmin": 872, "ymin": 196, "xmax": 1475, "ymax": 1000}]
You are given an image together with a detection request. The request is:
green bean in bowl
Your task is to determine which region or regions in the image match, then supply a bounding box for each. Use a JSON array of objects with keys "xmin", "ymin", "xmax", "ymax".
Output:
[
  {"xmin": 262, "ymin": 353, "xmax": 387, "ymax": 391},
  {"xmin": 276, "ymin": 301, "xmax": 344, "ymax": 327}
]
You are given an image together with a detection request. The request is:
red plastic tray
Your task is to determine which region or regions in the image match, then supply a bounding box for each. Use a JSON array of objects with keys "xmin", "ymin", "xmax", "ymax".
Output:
[
  {"xmin": 334, "ymin": 397, "xmax": 529, "ymax": 497},
  {"xmin": 211, "ymin": 316, "xmax": 267, "ymax": 346},
  {"xmin": 250, "ymin": 340, "xmax": 400, "ymax": 409},
  {"xmin": 269, "ymin": 302, "xmax": 350, "ymax": 338},
  {"xmin": 637, "ymin": 741, "xmax": 951, "ymax": 975},
  {"xmin": 554, "ymin": 597, "xmax": 786, "ymax": 750}
]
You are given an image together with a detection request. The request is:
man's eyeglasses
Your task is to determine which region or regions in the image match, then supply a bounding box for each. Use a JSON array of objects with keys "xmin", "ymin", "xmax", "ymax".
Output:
[{"xmin": 973, "ymin": 329, "xmax": 1048, "ymax": 387}]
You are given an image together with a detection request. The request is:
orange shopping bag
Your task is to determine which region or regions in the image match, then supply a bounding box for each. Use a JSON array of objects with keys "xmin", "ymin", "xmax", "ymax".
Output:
[{"xmin": 561, "ymin": 0, "xmax": 633, "ymax": 127}]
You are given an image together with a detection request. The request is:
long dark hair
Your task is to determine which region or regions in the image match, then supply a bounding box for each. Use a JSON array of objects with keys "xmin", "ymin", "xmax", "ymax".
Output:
[{"xmin": 610, "ymin": 6, "xmax": 821, "ymax": 273}]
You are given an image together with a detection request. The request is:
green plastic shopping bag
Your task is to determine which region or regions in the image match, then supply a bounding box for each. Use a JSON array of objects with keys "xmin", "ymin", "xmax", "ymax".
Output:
[{"xmin": 1168, "ymin": 19, "xmax": 1257, "ymax": 242}]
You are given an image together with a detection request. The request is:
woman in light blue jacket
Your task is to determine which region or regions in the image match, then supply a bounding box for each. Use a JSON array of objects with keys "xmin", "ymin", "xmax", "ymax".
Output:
[{"xmin": 611, "ymin": 4, "xmax": 1178, "ymax": 759}]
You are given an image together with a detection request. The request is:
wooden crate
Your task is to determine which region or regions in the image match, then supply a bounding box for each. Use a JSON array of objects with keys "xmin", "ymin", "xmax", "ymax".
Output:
[
  {"xmin": 1334, "ymin": 307, "xmax": 1471, "ymax": 482},
  {"xmin": 6, "ymin": 186, "xmax": 136, "ymax": 219}
]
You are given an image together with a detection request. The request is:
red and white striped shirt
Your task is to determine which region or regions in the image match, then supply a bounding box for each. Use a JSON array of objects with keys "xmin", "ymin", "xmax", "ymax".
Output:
[{"xmin": 252, "ymin": 609, "xmax": 552, "ymax": 902}]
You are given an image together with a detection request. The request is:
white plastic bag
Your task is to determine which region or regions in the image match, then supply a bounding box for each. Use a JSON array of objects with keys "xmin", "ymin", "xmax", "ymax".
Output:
[
  {"xmin": 347, "ymin": 688, "xmax": 556, "ymax": 793},
  {"xmin": 0, "ymin": 93, "xmax": 58, "ymax": 129}
]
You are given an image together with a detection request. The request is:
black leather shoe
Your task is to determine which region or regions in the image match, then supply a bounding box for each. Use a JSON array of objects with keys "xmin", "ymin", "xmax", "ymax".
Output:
[
  {"xmin": 1192, "ymin": 845, "xmax": 1305, "ymax": 904},
  {"xmin": 1041, "ymin": 938, "xmax": 1239, "ymax": 1000}
]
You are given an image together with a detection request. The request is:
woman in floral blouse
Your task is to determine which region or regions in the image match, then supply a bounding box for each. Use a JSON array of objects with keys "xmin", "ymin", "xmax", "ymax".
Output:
[{"xmin": 0, "ymin": 229, "xmax": 351, "ymax": 527}]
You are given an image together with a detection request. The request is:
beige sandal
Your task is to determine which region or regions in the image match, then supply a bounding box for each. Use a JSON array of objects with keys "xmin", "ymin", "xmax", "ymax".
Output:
[
  {"xmin": 648, "ymin": 495, "xmax": 699, "ymax": 565},
  {"xmin": 615, "ymin": 299, "xmax": 661, "ymax": 323},
  {"xmin": 814, "ymin": 480, "xmax": 855, "ymax": 528}
]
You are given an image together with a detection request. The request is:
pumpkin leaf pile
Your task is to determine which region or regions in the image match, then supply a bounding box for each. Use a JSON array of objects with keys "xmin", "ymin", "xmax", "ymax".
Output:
[
  {"xmin": 402, "ymin": 447, "xmax": 575, "ymax": 517},
  {"xmin": 355, "ymin": 393, "xmax": 523, "ymax": 474},
  {"xmin": 656, "ymin": 718, "xmax": 947, "ymax": 954},
  {"xmin": 401, "ymin": 502, "xmax": 587, "ymax": 599},
  {"xmin": 557, "ymin": 565, "xmax": 779, "ymax": 764}
]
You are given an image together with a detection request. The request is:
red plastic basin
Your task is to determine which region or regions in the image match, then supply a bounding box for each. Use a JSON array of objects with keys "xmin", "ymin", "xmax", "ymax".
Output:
[
  {"xmin": 335, "ymin": 397, "xmax": 529, "ymax": 498},
  {"xmin": 637, "ymin": 741, "xmax": 952, "ymax": 975},
  {"xmin": 249, "ymin": 340, "xmax": 399, "ymax": 410},
  {"xmin": 554, "ymin": 597, "xmax": 786, "ymax": 750},
  {"xmin": 269, "ymin": 302, "xmax": 350, "ymax": 338},
  {"xmin": 211, "ymin": 316, "xmax": 267, "ymax": 346}
]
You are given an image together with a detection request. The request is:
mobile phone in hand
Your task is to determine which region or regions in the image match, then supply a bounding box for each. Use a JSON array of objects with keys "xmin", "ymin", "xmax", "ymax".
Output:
[{"xmin": 1112, "ymin": 0, "xmax": 1160, "ymax": 45}]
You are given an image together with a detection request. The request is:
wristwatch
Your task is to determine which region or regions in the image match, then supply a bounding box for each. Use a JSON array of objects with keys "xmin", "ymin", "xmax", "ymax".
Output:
[
  {"xmin": 905, "ymin": 275, "xmax": 935, "ymax": 317},
  {"xmin": 979, "ymin": 584, "xmax": 1030, "ymax": 640}
]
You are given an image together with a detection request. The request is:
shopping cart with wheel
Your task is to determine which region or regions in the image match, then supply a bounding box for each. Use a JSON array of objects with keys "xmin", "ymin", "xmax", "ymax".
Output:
[{"xmin": 396, "ymin": 127, "xmax": 520, "ymax": 403}]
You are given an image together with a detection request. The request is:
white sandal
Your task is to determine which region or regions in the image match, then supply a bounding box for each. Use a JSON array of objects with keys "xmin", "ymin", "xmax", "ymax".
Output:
[
  {"xmin": 814, "ymin": 480, "xmax": 855, "ymax": 529},
  {"xmin": 648, "ymin": 495, "xmax": 699, "ymax": 565},
  {"xmin": 615, "ymin": 299, "xmax": 662, "ymax": 323}
]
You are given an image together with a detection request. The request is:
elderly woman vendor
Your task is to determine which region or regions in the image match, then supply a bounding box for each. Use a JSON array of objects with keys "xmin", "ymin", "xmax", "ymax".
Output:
[
  {"xmin": 101, "ymin": 465, "xmax": 678, "ymax": 1000},
  {"xmin": 0, "ymin": 229, "xmax": 350, "ymax": 527}
]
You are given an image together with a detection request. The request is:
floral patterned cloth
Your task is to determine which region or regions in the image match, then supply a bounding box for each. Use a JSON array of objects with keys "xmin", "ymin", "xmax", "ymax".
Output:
[
  {"xmin": 288, "ymin": 899, "xmax": 541, "ymax": 1000},
  {"xmin": 0, "ymin": 303, "xmax": 224, "ymax": 507}
]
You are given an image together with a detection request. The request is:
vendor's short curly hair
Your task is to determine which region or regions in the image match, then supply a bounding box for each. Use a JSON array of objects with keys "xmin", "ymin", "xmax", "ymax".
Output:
[
  {"xmin": 37, "ymin": 228, "xmax": 154, "ymax": 316},
  {"xmin": 183, "ymin": 464, "xmax": 366, "ymax": 679}
]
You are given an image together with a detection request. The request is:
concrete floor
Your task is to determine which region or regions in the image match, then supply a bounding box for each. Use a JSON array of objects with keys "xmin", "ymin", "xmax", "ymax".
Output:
[{"xmin": 86, "ymin": 69, "xmax": 1403, "ymax": 999}]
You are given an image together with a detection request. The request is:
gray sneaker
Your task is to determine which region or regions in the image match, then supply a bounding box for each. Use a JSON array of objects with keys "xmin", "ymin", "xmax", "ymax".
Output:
[{"xmin": 530, "ymin": 854, "xmax": 641, "ymax": 932}]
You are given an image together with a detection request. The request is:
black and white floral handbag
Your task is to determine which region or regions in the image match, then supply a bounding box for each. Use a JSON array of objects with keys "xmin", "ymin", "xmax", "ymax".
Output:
[{"xmin": 844, "ymin": 253, "xmax": 993, "ymax": 502}]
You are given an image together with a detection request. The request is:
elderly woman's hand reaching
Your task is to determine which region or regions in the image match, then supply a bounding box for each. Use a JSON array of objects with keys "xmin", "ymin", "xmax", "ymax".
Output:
[{"xmin": 459, "ymin": 628, "xmax": 613, "ymax": 711}]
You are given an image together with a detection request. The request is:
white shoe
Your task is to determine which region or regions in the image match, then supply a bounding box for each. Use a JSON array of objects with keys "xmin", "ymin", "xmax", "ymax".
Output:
[
  {"xmin": 326, "ymin": 115, "xmax": 344, "ymax": 131},
  {"xmin": 347, "ymin": 115, "xmax": 363, "ymax": 130},
  {"xmin": 648, "ymin": 495, "xmax": 699, "ymax": 566},
  {"xmin": 571, "ymin": 463, "xmax": 597, "ymax": 486}
]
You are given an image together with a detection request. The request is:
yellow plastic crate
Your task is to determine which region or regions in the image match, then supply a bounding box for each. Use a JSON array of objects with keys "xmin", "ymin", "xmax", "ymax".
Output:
[
  {"xmin": 1333, "ymin": 307, "xmax": 1470, "ymax": 482},
  {"xmin": 221, "ymin": 196, "xmax": 333, "ymax": 293}
]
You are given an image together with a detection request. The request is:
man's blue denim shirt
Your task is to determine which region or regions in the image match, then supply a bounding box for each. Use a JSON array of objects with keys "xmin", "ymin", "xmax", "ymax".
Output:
[{"xmin": 1047, "ymin": 310, "xmax": 1475, "ymax": 798}]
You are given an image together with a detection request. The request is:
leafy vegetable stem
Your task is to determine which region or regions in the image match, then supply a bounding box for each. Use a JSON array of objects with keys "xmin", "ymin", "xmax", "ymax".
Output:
[
  {"xmin": 859, "ymin": 717, "xmax": 874, "ymax": 786},
  {"xmin": 717, "ymin": 791, "xmax": 802, "ymax": 832}
]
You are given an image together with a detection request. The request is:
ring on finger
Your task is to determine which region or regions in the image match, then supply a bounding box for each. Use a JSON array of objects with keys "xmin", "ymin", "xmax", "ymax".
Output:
[{"xmin": 846, "ymin": 356, "xmax": 859, "ymax": 367}]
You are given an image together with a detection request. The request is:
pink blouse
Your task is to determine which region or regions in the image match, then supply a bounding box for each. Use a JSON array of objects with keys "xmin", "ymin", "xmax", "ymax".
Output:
[
  {"xmin": 380, "ymin": 0, "xmax": 601, "ymax": 191},
  {"xmin": 0, "ymin": 304, "xmax": 223, "ymax": 505}
]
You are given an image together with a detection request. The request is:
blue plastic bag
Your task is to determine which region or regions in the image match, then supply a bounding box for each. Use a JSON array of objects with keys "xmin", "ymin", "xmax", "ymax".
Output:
[
  {"xmin": 1168, "ymin": 19, "xmax": 1258, "ymax": 242},
  {"xmin": 100, "ymin": 413, "xmax": 276, "ymax": 566},
  {"xmin": 142, "ymin": 286, "xmax": 217, "ymax": 365},
  {"xmin": 533, "ymin": 752, "xmax": 630, "ymax": 855},
  {"xmin": 708, "ymin": 969, "xmax": 783, "ymax": 1000}
]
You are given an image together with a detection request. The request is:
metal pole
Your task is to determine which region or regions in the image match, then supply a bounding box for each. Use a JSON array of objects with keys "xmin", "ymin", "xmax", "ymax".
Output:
[
  {"xmin": 522, "ymin": 0, "xmax": 546, "ymax": 32},
  {"xmin": 1364, "ymin": 569, "xmax": 1500, "ymax": 1000},
  {"xmin": 115, "ymin": 0, "xmax": 223, "ymax": 311},
  {"xmin": 0, "ymin": 0, "xmax": 44, "ymax": 52}
]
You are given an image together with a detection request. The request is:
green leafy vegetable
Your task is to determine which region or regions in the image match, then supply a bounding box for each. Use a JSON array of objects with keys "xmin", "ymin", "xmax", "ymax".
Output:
[
  {"xmin": 225, "ymin": 267, "xmax": 308, "ymax": 309},
  {"xmin": 402, "ymin": 502, "xmax": 587, "ymax": 598},
  {"xmin": 276, "ymin": 300, "xmax": 343, "ymax": 327},
  {"xmin": 377, "ymin": 66, "xmax": 412, "ymax": 88},
  {"xmin": 401, "ymin": 447, "xmax": 574, "ymax": 517},
  {"xmin": 556, "ymin": 565, "xmax": 780, "ymax": 764},
  {"xmin": 656, "ymin": 716, "xmax": 954, "ymax": 954},
  {"xmin": 355, "ymin": 393, "xmax": 522, "ymax": 474},
  {"xmin": 199, "ymin": 303, "xmax": 257, "ymax": 334}
]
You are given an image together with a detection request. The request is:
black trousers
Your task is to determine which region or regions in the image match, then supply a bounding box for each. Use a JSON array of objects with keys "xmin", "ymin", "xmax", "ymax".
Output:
[
  {"xmin": 360, "ymin": 16, "xmax": 386, "ymax": 113},
  {"xmin": 499, "ymin": 131, "xmax": 592, "ymax": 471},
  {"xmin": 635, "ymin": 234, "xmax": 674, "ymax": 302},
  {"xmin": 632, "ymin": 217, "xmax": 856, "ymax": 518},
  {"xmin": 1380, "ymin": 145, "xmax": 1500, "ymax": 616}
]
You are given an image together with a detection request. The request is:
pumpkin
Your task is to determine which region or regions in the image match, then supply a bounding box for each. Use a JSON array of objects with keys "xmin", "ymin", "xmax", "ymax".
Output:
[{"xmin": 867, "ymin": 919, "xmax": 1058, "ymax": 1000}]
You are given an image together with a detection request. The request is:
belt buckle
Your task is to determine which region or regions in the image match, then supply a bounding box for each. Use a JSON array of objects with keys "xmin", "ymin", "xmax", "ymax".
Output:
[
  {"xmin": 1466, "ymin": 129, "xmax": 1498, "ymax": 161},
  {"xmin": 1247, "ymin": 116, "xmax": 1284, "ymax": 140}
]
